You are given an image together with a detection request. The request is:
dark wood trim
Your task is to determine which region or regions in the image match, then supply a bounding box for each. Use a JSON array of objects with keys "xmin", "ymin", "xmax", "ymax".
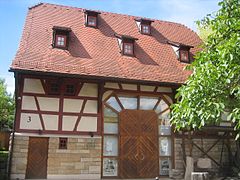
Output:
[
  {"xmin": 75, "ymin": 82, "xmax": 83, "ymax": 96},
  {"xmin": 73, "ymin": 100, "xmax": 87, "ymax": 131},
  {"xmin": 34, "ymin": 96, "xmax": 45, "ymax": 130},
  {"xmin": 104, "ymin": 103, "xmax": 119, "ymax": 115},
  {"xmin": 40, "ymin": 79, "xmax": 47, "ymax": 94},
  {"xmin": 104, "ymin": 88, "xmax": 173, "ymax": 97},
  {"xmin": 17, "ymin": 129, "xmax": 100, "ymax": 135},
  {"xmin": 20, "ymin": 109, "xmax": 98, "ymax": 117},
  {"xmin": 114, "ymin": 94, "xmax": 124, "ymax": 111},
  {"xmin": 118, "ymin": 83, "xmax": 123, "ymax": 90},
  {"xmin": 192, "ymin": 142, "xmax": 221, "ymax": 167},
  {"xmin": 10, "ymin": 71, "xmax": 184, "ymax": 88},
  {"xmin": 58, "ymin": 83, "xmax": 64, "ymax": 131},
  {"xmin": 22, "ymin": 93, "xmax": 98, "ymax": 100},
  {"xmin": 157, "ymin": 107, "xmax": 170, "ymax": 116},
  {"xmin": 15, "ymin": 74, "xmax": 24, "ymax": 132},
  {"xmin": 153, "ymin": 97, "xmax": 161, "ymax": 110},
  {"xmin": 97, "ymin": 83, "xmax": 103, "ymax": 135}
]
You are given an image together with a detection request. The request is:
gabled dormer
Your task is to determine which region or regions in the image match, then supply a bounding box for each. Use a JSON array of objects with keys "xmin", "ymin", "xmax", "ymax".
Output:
[
  {"xmin": 115, "ymin": 34, "xmax": 138, "ymax": 56},
  {"xmin": 52, "ymin": 26, "xmax": 71, "ymax": 50},
  {"xmin": 84, "ymin": 10, "xmax": 101, "ymax": 28},
  {"xmin": 168, "ymin": 41, "xmax": 194, "ymax": 63},
  {"xmin": 135, "ymin": 18, "xmax": 154, "ymax": 35}
]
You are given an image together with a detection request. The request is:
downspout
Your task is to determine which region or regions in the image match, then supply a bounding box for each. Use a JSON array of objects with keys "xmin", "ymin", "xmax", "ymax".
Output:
[{"xmin": 7, "ymin": 71, "xmax": 18, "ymax": 180}]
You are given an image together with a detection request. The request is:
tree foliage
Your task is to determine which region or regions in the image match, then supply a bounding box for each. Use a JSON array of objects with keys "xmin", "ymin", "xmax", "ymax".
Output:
[
  {"xmin": 171, "ymin": 0, "xmax": 240, "ymax": 138},
  {"xmin": 0, "ymin": 78, "xmax": 14, "ymax": 131}
]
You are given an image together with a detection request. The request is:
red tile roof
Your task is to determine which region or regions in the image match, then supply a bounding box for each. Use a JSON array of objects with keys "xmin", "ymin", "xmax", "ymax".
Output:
[{"xmin": 10, "ymin": 3, "xmax": 202, "ymax": 85}]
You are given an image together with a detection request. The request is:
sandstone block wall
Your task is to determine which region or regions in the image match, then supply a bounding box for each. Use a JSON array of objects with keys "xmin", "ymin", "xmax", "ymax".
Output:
[
  {"xmin": 48, "ymin": 136, "xmax": 102, "ymax": 178},
  {"xmin": 10, "ymin": 135, "xmax": 102, "ymax": 179},
  {"xmin": 11, "ymin": 135, "xmax": 29, "ymax": 179}
]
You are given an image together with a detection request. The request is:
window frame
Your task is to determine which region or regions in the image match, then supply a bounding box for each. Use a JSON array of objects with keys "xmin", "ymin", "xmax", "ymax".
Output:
[
  {"xmin": 55, "ymin": 34, "xmax": 67, "ymax": 48},
  {"xmin": 59, "ymin": 138, "xmax": 68, "ymax": 149},
  {"xmin": 179, "ymin": 49, "xmax": 190, "ymax": 63},
  {"xmin": 141, "ymin": 24, "xmax": 151, "ymax": 35},
  {"xmin": 52, "ymin": 26, "xmax": 71, "ymax": 50},
  {"xmin": 123, "ymin": 42, "xmax": 134, "ymax": 56},
  {"xmin": 87, "ymin": 15, "xmax": 97, "ymax": 27},
  {"xmin": 64, "ymin": 83, "xmax": 76, "ymax": 96},
  {"xmin": 46, "ymin": 80, "xmax": 61, "ymax": 95}
]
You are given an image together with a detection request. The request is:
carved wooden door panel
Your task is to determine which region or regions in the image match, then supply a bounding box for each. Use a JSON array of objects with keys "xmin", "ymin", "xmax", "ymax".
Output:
[
  {"xmin": 26, "ymin": 137, "xmax": 49, "ymax": 179},
  {"xmin": 119, "ymin": 110, "xmax": 159, "ymax": 178}
]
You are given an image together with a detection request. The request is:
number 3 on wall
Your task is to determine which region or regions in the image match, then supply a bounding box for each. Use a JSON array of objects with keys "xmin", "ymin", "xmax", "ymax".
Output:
[{"xmin": 27, "ymin": 116, "xmax": 31, "ymax": 123}]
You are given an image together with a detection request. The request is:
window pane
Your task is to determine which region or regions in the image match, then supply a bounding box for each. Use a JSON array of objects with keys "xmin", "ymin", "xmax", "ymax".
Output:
[
  {"xmin": 103, "ymin": 136, "xmax": 118, "ymax": 156},
  {"xmin": 106, "ymin": 97, "xmax": 122, "ymax": 112},
  {"xmin": 140, "ymin": 96, "xmax": 158, "ymax": 110},
  {"xmin": 159, "ymin": 137, "xmax": 171, "ymax": 156},
  {"xmin": 124, "ymin": 44, "xmax": 133, "ymax": 55},
  {"xmin": 104, "ymin": 107, "xmax": 118, "ymax": 122},
  {"xmin": 159, "ymin": 158, "xmax": 171, "ymax": 176},
  {"xmin": 118, "ymin": 96, "xmax": 137, "ymax": 109},
  {"xmin": 103, "ymin": 158, "xmax": 118, "ymax": 176},
  {"xmin": 142, "ymin": 25, "xmax": 150, "ymax": 34},
  {"xmin": 159, "ymin": 125, "xmax": 171, "ymax": 135},
  {"xmin": 155, "ymin": 100, "xmax": 169, "ymax": 113},
  {"xmin": 159, "ymin": 109, "xmax": 170, "ymax": 125},
  {"xmin": 104, "ymin": 123, "xmax": 118, "ymax": 134},
  {"xmin": 88, "ymin": 16, "xmax": 96, "ymax": 26},
  {"xmin": 180, "ymin": 50, "xmax": 189, "ymax": 62}
]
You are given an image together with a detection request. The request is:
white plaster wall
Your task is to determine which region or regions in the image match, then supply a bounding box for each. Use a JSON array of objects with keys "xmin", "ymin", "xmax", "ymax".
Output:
[
  {"xmin": 23, "ymin": 78, "xmax": 45, "ymax": 94},
  {"xmin": 20, "ymin": 113, "xmax": 42, "ymax": 130},
  {"xmin": 140, "ymin": 85, "xmax": 155, "ymax": 92},
  {"xmin": 62, "ymin": 116, "xmax": 78, "ymax": 131},
  {"xmin": 79, "ymin": 83, "xmax": 98, "ymax": 97},
  {"xmin": 163, "ymin": 95, "xmax": 173, "ymax": 104},
  {"xmin": 37, "ymin": 97, "xmax": 59, "ymax": 111},
  {"xmin": 63, "ymin": 99, "xmax": 83, "ymax": 113},
  {"xmin": 21, "ymin": 96, "xmax": 37, "ymax": 110},
  {"xmin": 102, "ymin": 91, "xmax": 113, "ymax": 101},
  {"xmin": 83, "ymin": 100, "xmax": 98, "ymax": 114},
  {"xmin": 42, "ymin": 114, "xmax": 58, "ymax": 130},
  {"xmin": 104, "ymin": 83, "xmax": 120, "ymax": 89},
  {"xmin": 122, "ymin": 84, "xmax": 137, "ymax": 91},
  {"xmin": 157, "ymin": 87, "xmax": 172, "ymax": 93},
  {"xmin": 77, "ymin": 116, "xmax": 97, "ymax": 132}
]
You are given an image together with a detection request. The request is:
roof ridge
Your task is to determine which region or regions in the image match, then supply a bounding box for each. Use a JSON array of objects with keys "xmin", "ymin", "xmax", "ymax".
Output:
[
  {"xmin": 31, "ymin": 2, "xmax": 193, "ymax": 30},
  {"xmin": 28, "ymin": 2, "xmax": 44, "ymax": 10}
]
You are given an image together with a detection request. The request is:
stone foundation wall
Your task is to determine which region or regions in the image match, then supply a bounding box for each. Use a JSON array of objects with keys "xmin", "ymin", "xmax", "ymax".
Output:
[
  {"xmin": 48, "ymin": 136, "xmax": 102, "ymax": 179},
  {"xmin": 11, "ymin": 135, "xmax": 29, "ymax": 179},
  {"xmin": 174, "ymin": 138, "xmax": 236, "ymax": 172},
  {"xmin": 10, "ymin": 134, "xmax": 102, "ymax": 179}
]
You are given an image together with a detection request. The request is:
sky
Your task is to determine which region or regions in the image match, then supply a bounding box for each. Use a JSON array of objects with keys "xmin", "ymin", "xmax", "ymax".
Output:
[{"xmin": 0, "ymin": 0, "xmax": 220, "ymax": 94}]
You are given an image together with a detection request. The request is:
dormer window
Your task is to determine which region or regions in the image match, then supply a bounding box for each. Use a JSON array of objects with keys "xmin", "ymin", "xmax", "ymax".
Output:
[
  {"xmin": 168, "ymin": 41, "xmax": 194, "ymax": 63},
  {"xmin": 88, "ymin": 16, "xmax": 97, "ymax": 26},
  {"xmin": 115, "ymin": 34, "xmax": 138, "ymax": 56},
  {"xmin": 179, "ymin": 50, "xmax": 189, "ymax": 63},
  {"xmin": 56, "ymin": 35, "xmax": 66, "ymax": 47},
  {"xmin": 84, "ymin": 10, "xmax": 101, "ymax": 28},
  {"xmin": 123, "ymin": 43, "xmax": 133, "ymax": 55},
  {"xmin": 135, "ymin": 18, "xmax": 154, "ymax": 35},
  {"xmin": 142, "ymin": 24, "xmax": 150, "ymax": 34},
  {"xmin": 52, "ymin": 26, "xmax": 71, "ymax": 49}
]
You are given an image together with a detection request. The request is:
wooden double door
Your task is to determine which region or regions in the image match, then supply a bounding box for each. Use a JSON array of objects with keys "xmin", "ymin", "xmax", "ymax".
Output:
[
  {"xmin": 119, "ymin": 110, "xmax": 159, "ymax": 178},
  {"xmin": 26, "ymin": 137, "xmax": 49, "ymax": 179}
]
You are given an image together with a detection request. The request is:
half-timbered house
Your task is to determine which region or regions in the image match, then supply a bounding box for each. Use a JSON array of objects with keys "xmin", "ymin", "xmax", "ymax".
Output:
[{"xmin": 9, "ymin": 3, "xmax": 234, "ymax": 179}]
